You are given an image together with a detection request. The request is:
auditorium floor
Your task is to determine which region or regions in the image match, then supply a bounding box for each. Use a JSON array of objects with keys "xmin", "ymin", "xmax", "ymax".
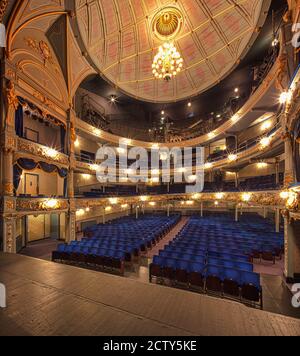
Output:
[{"xmin": 0, "ymin": 253, "xmax": 300, "ymax": 336}]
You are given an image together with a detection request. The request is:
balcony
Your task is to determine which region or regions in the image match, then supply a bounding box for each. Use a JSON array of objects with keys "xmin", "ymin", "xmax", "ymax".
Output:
[{"xmin": 16, "ymin": 137, "xmax": 69, "ymax": 167}]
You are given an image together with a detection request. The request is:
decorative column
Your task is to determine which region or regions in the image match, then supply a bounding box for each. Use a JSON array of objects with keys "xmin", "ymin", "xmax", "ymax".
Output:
[
  {"xmin": 0, "ymin": 80, "xmax": 18, "ymax": 253},
  {"xmin": 65, "ymin": 109, "xmax": 76, "ymax": 243}
]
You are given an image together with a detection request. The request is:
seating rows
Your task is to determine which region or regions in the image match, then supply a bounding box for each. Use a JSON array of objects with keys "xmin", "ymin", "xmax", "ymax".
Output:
[
  {"xmin": 52, "ymin": 214, "xmax": 181, "ymax": 275},
  {"xmin": 150, "ymin": 256, "xmax": 262, "ymax": 307},
  {"xmin": 150, "ymin": 213, "xmax": 283, "ymax": 307}
]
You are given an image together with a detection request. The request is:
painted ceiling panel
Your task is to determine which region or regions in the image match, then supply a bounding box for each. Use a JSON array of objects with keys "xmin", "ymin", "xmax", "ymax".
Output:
[{"xmin": 75, "ymin": 0, "xmax": 267, "ymax": 103}]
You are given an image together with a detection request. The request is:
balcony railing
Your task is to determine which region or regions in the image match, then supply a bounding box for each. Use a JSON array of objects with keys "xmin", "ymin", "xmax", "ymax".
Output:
[{"xmin": 17, "ymin": 137, "xmax": 69, "ymax": 166}]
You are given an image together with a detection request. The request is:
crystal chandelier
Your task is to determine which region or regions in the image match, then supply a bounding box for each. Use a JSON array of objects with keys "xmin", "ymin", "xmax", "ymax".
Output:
[{"xmin": 152, "ymin": 42, "xmax": 183, "ymax": 81}]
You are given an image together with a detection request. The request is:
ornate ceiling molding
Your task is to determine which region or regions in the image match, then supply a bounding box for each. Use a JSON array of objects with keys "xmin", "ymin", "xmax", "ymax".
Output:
[{"xmin": 75, "ymin": 0, "xmax": 270, "ymax": 103}]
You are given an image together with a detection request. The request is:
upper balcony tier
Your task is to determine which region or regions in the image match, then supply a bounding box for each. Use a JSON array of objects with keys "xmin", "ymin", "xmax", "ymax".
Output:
[{"xmin": 76, "ymin": 47, "xmax": 282, "ymax": 149}]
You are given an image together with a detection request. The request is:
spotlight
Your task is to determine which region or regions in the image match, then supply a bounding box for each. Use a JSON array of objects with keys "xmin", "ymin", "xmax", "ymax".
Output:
[
  {"xmin": 110, "ymin": 95, "xmax": 117, "ymax": 103},
  {"xmin": 272, "ymin": 38, "xmax": 279, "ymax": 47}
]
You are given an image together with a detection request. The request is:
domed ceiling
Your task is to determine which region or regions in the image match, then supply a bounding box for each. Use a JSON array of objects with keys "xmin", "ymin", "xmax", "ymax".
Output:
[{"xmin": 75, "ymin": 0, "xmax": 269, "ymax": 103}]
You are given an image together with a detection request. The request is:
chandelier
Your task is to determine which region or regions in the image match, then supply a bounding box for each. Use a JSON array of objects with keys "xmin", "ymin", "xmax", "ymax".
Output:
[{"xmin": 152, "ymin": 42, "xmax": 183, "ymax": 81}]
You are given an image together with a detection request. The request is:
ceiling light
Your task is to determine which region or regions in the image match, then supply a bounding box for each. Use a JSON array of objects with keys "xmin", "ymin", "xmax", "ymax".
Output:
[
  {"xmin": 74, "ymin": 139, "xmax": 80, "ymax": 148},
  {"xmin": 152, "ymin": 177, "xmax": 160, "ymax": 183},
  {"xmin": 186, "ymin": 201, "xmax": 194, "ymax": 206},
  {"xmin": 242, "ymin": 193, "xmax": 252, "ymax": 202},
  {"xmin": 216, "ymin": 193, "xmax": 225, "ymax": 200},
  {"xmin": 105, "ymin": 206, "xmax": 112, "ymax": 212},
  {"xmin": 208, "ymin": 132, "xmax": 216, "ymax": 139},
  {"xmin": 82, "ymin": 174, "xmax": 91, "ymax": 180},
  {"xmin": 160, "ymin": 152, "xmax": 169, "ymax": 161},
  {"xmin": 44, "ymin": 199, "xmax": 59, "ymax": 209},
  {"xmin": 161, "ymin": 110, "xmax": 165, "ymax": 115},
  {"xmin": 204, "ymin": 162, "xmax": 213, "ymax": 169},
  {"xmin": 140, "ymin": 196, "xmax": 148, "ymax": 202},
  {"xmin": 257, "ymin": 162, "xmax": 268, "ymax": 169},
  {"xmin": 149, "ymin": 202, "xmax": 156, "ymax": 207},
  {"xmin": 260, "ymin": 137, "xmax": 271, "ymax": 148},
  {"xmin": 152, "ymin": 42, "xmax": 183, "ymax": 81},
  {"xmin": 109, "ymin": 198, "xmax": 118, "ymax": 205},
  {"xmin": 228, "ymin": 154, "xmax": 238, "ymax": 162},
  {"xmin": 279, "ymin": 91, "xmax": 292, "ymax": 104},
  {"xmin": 214, "ymin": 201, "xmax": 219, "ymax": 206},
  {"xmin": 261, "ymin": 121, "xmax": 272, "ymax": 131},
  {"xmin": 151, "ymin": 169, "xmax": 160, "ymax": 176},
  {"xmin": 272, "ymin": 38, "xmax": 279, "ymax": 47},
  {"xmin": 90, "ymin": 164, "xmax": 100, "ymax": 171},
  {"xmin": 45, "ymin": 148, "xmax": 58, "ymax": 158},
  {"xmin": 280, "ymin": 191, "xmax": 289, "ymax": 200},
  {"xmin": 121, "ymin": 204, "xmax": 129, "ymax": 209},
  {"xmin": 85, "ymin": 207, "xmax": 90, "ymax": 212},
  {"xmin": 110, "ymin": 95, "xmax": 117, "ymax": 103},
  {"xmin": 76, "ymin": 209, "xmax": 85, "ymax": 217},
  {"xmin": 188, "ymin": 102, "xmax": 192, "ymax": 107},
  {"xmin": 192, "ymin": 193, "xmax": 201, "ymax": 200},
  {"xmin": 234, "ymin": 88, "xmax": 239, "ymax": 93}
]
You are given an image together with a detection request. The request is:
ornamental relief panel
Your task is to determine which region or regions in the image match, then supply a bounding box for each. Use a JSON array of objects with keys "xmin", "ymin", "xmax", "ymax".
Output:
[
  {"xmin": 17, "ymin": 137, "xmax": 69, "ymax": 166},
  {"xmin": 17, "ymin": 199, "xmax": 69, "ymax": 212}
]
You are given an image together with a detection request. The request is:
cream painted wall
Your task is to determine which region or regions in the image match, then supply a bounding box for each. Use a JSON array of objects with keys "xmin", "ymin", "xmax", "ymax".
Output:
[
  {"xmin": 27, "ymin": 213, "xmax": 66, "ymax": 242},
  {"xmin": 74, "ymin": 136, "xmax": 101, "ymax": 158},
  {"xmin": 75, "ymin": 208, "xmax": 130, "ymax": 231},
  {"xmin": 17, "ymin": 168, "xmax": 64, "ymax": 197},
  {"xmin": 23, "ymin": 114, "xmax": 61, "ymax": 149},
  {"xmin": 238, "ymin": 117, "xmax": 276, "ymax": 145}
]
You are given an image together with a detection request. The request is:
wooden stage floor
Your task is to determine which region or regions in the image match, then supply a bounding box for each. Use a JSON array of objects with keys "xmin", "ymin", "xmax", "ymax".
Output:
[{"xmin": 0, "ymin": 253, "xmax": 299, "ymax": 336}]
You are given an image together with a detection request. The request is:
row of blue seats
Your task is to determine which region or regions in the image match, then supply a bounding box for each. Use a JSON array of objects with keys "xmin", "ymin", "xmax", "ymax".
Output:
[
  {"xmin": 158, "ymin": 251, "xmax": 253, "ymax": 272},
  {"xmin": 152, "ymin": 256, "xmax": 260, "ymax": 289},
  {"xmin": 163, "ymin": 244, "xmax": 249, "ymax": 262}
]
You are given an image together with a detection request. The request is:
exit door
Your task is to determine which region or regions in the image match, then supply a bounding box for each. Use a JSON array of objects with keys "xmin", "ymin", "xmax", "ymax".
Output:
[{"xmin": 25, "ymin": 174, "xmax": 39, "ymax": 196}]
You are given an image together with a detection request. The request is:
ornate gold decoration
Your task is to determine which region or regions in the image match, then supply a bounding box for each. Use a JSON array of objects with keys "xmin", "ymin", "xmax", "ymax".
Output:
[
  {"xmin": 3, "ymin": 183, "xmax": 14, "ymax": 195},
  {"xmin": 6, "ymin": 81, "xmax": 19, "ymax": 110},
  {"xmin": 0, "ymin": 0, "xmax": 8, "ymax": 22},
  {"xmin": 70, "ymin": 123, "xmax": 77, "ymax": 142},
  {"xmin": 17, "ymin": 138, "xmax": 69, "ymax": 166},
  {"xmin": 24, "ymin": 37, "xmax": 59, "ymax": 72},
  {"xmin": 152, "ymin": 7, "xmax": 184, "ymax": 41},
  {"xmin": 17, "ymin": 198, "xmax": 69, "ymax": 212},
  {"xmin": 6, "ymin": 200, "xmax": 15, "ymax": 210},
  {"xmin": 276, "ymin": 54, "xmax": 288, "ymax": 92},
  {"xmin": 32, "ymin": 91, "xmax": 55, "ymax": 112}
]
